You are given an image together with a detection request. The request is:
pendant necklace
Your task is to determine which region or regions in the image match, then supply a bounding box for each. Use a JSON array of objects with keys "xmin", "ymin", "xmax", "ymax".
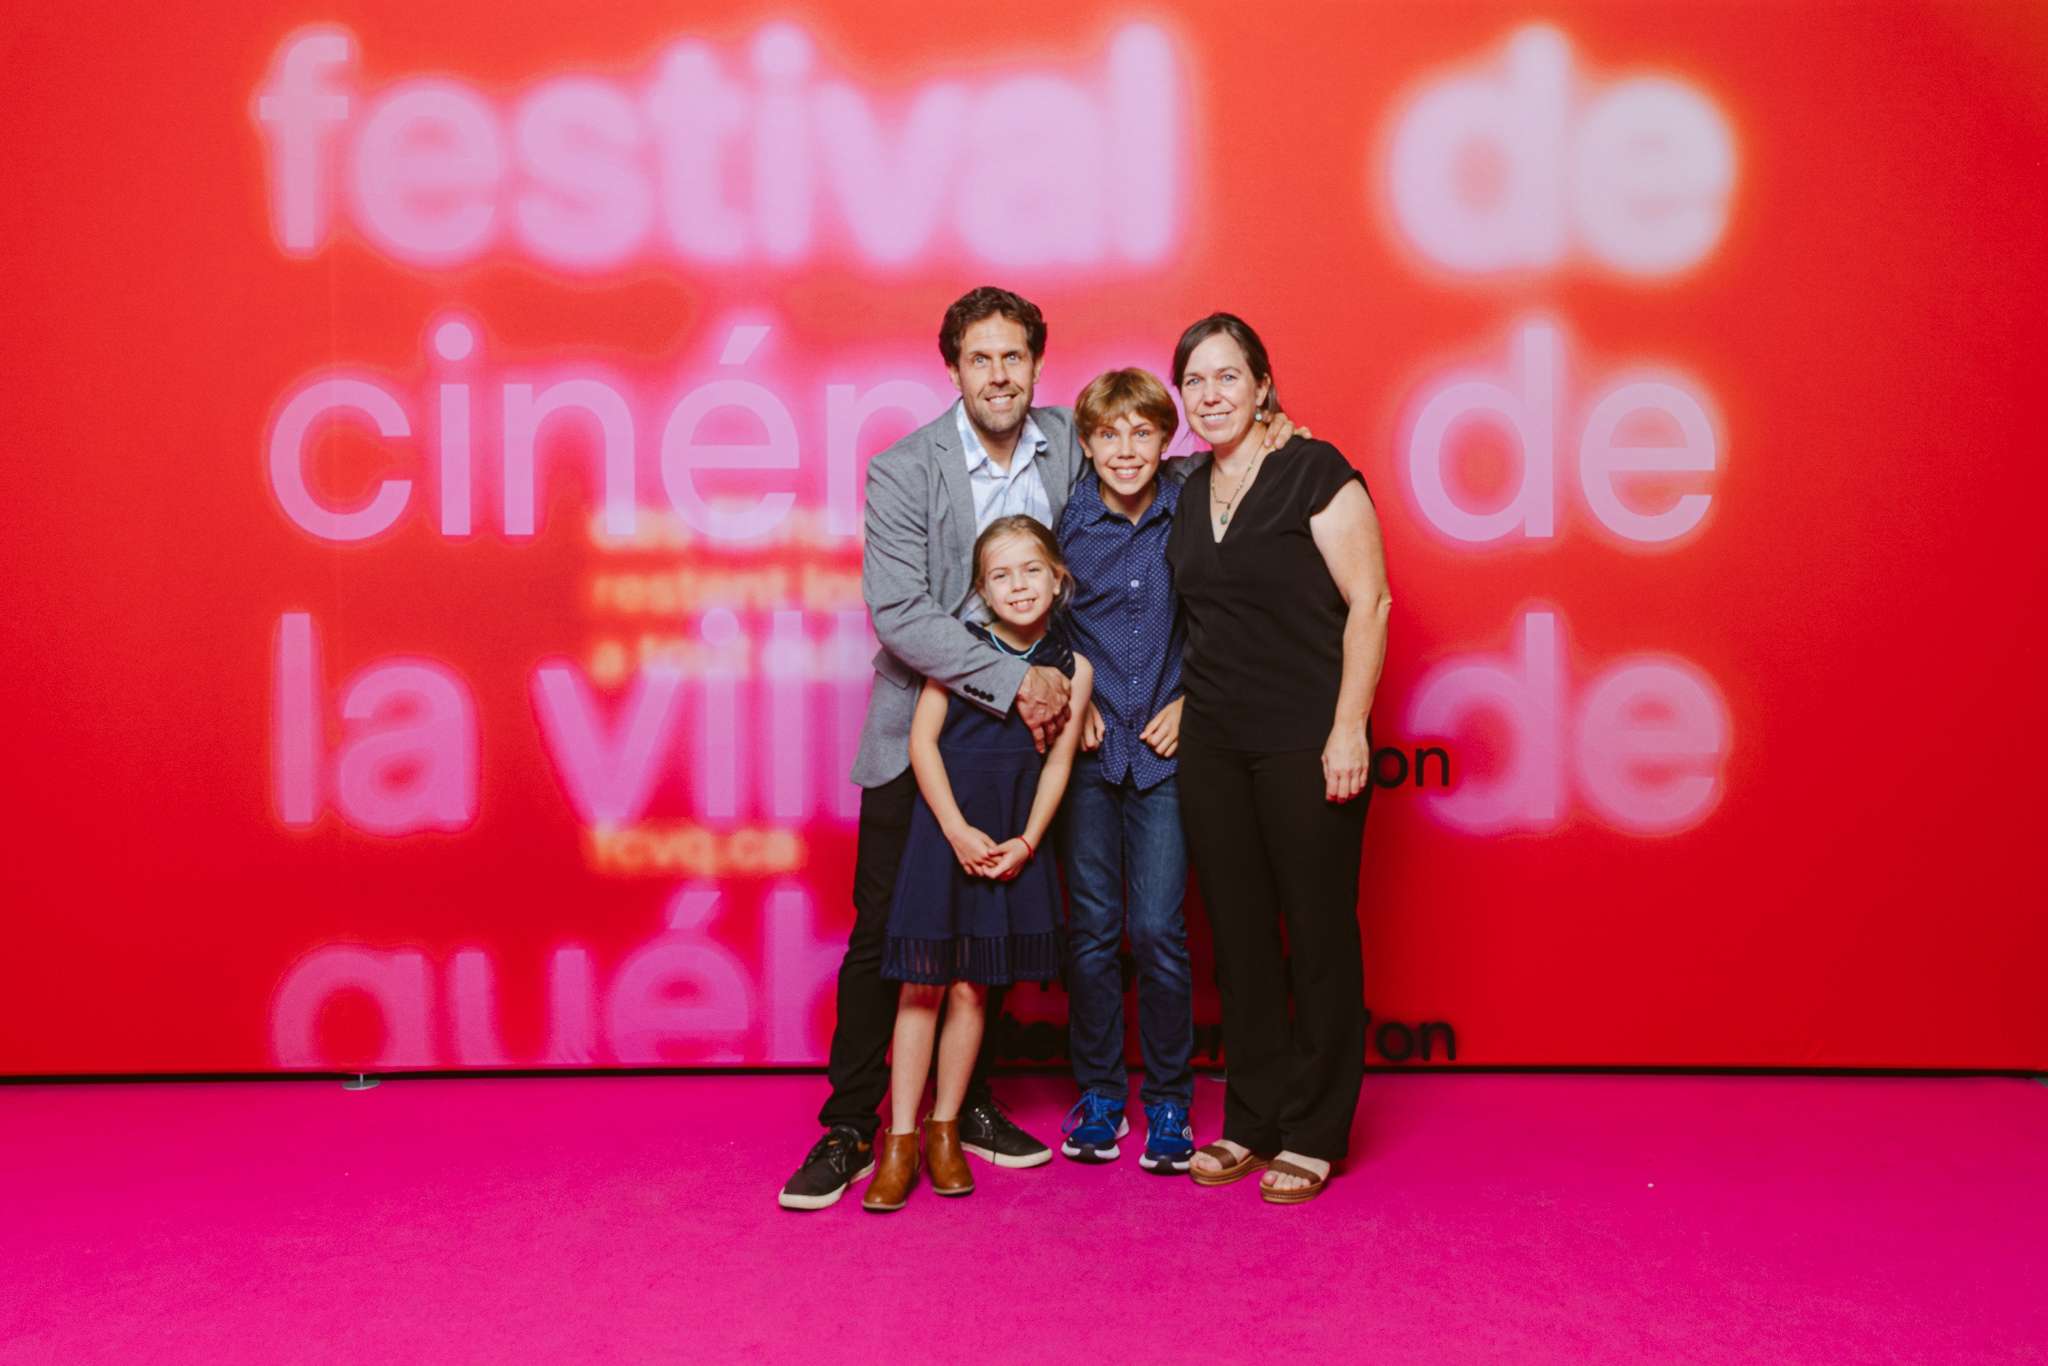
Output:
[{"xmin": 1213, "ymin": 448, "xmax": 1264, "ymax": 527}]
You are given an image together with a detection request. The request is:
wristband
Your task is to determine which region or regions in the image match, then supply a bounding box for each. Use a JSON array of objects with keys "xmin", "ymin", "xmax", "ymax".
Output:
[{"xmin": 1019, "ymin": 834, "xmax": 1035, "ymax": 860}]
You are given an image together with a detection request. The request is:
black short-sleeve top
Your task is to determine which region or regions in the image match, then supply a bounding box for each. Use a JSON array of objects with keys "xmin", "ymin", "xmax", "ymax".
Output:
[{"xmin": 1165, "ymin": 437, "xmax": 1366, "ymax": 751}]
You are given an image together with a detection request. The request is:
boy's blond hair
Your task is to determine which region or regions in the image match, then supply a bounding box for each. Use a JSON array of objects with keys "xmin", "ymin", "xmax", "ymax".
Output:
[{"xmin": 1073, "ymin": 368, "xmax": 1179, "ymax": 448}]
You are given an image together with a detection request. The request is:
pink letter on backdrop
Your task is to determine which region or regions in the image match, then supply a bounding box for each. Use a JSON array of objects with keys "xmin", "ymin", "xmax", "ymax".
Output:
[
  {"xmin": 1108, "ymin": 25, "xmax": 1179, "ymax": 262},
  {"xmin": 958, "ymin": 76, "xmax": 1103, "ymax": 265},
  {"xmin": 751, "ymin": 26, "xmax": 814, "ymax": 262},
  {"xmin": 1577, "ymin": 660, "xmax": 1728, "ymax": 833},
  {"xmin": 1408, "ymin": 609, "xmax": 1564, "ymax": 833},
  {"xmin": 659, "ymin": 362, "xmax": 801, "ymax": 541},
  {"xmin": 350, "ymin": 79, "xmax": 505, "ymax": 265},
  {"xmin": 513, "ymin": 78, "xmax": 653, "ymax": 269},
  {"xmin": 544, "ymin": 947, "xmax": 599, "ymax": 1065},
  {"xmin": 646, "ymin": 43, "xmax": 748, "ymax": 261},
  {"xmin": 449, "ymin": 949, "xmax": 511, "ymax": 1066},
  {"xmin": 272, "ymin": 947, "xmax": 433, "ymax": 1068},
  {"xmin": 1389, "ymin": 26, "xmax": 1568, "ymax": 273},
  {"xmin": 605, "ymin": 886, "xmax": 754, "ymax": 1063},
  {"xmin": 272, "ymin": 612, "xmax": 321, "ymax": 826},
  {"xmin": 254, "ymin": 27, "xmax": 355, "ymax": 254},
  {"xmin": 1407, "ymin": 321, "xmax": 1558, "ymax": 543},
  {"xmin": 268, "ymin": 376, "xmax": 414, "ymax": 542},
  {"xmin": 824, "ymin": 378, "xmax": 945, "ymax": 536},
  {"xmin": 333, "ymin": 661, "xmax": 479, "ymax": 836},
  {"xmin": 1572, "ymin": 78, "xmax": 1736, "ymax": 276},
  {"xmin": 531, "ymin": 662, "xmax": 684, "ymax": 827},
  {"xmin": 814, "ymin": 81, "xmax": 966, "ymax": 265},
  {"xmin": 1578, "ymin": 376, "xmax": 1719, "ymax": 544},
  {"xmin": 765, "ymin": 882, "xmax": 840, "ymax": 1062},
  {"xmin": 502, "ymin": 377, "xmax": 639, "ymax": 537}
]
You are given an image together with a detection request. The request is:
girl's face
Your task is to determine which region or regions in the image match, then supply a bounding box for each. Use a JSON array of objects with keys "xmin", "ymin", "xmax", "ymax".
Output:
[
  {"xmin": 977, "ymin": 532, "xmax": 1058, "ymax": 630},
  {"xmin": 1179, "ymin": 333, "xmax": 1271, "ymax": 451}
]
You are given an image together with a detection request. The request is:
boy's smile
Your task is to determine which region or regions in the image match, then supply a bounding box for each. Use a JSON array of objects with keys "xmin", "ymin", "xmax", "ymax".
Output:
[{"xmin": 1086, "ymin": 412, "xmax": 1165, "ymax": 521}]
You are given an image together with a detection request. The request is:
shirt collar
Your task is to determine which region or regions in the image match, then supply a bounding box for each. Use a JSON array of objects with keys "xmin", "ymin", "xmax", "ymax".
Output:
[{"xmin": 956, "ymin": 400, "xmax": 1047, "ymax": 476}]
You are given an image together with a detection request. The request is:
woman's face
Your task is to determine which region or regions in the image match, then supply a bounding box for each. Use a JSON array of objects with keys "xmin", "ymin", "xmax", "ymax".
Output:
[
  {"xmin": 1179, "ymin": 333, "xmax": 1271, "ymax": 451},
  {"xmin": 978, "ymin": 532, "xmax": 1058, "ymax": 629}
]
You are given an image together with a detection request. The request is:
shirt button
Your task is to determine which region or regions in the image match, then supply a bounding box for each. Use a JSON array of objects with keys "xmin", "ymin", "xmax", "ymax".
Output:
[{"xmin": 1130, "ymin": 579, "xmax": 1141, "ymax": 589}]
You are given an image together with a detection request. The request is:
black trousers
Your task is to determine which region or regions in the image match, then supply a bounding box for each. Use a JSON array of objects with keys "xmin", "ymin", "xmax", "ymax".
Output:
[
  {"xmin": 1177, "ymin": 736, "xmax": 1369, "ymax": 1162},
  {"xmin": 818, "ymin": 769, "xmax": 1004, "ymax": 1140}
]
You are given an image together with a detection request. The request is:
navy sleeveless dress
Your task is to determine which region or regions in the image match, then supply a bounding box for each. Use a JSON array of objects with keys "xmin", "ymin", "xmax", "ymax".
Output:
[{"xmin": 881, "ymin": 621, "xmax": 1073, "ymax": 986}]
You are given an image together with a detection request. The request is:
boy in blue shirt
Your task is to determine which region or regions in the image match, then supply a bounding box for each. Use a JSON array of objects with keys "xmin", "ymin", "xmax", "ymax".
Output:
[{"xmin": 1053, "ymin": 368, "xmax": 1195, "ymax": 1171}]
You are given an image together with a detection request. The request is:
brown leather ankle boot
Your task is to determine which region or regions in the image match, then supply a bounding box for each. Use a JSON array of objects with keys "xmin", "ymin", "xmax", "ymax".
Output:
[
  {"xmin": 861, "ymin": 1131, "xmax": 920, "ymax": 1212},
  {"xmin": 924, "ymin": 1117, "xmax": 975, "ymax": 1196}
]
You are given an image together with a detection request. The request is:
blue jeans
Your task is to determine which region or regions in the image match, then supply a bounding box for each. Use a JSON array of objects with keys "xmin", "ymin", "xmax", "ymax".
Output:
[{"xmin": 1054, "ymin": 754, "xmax": 1193, "ymax": 1107}]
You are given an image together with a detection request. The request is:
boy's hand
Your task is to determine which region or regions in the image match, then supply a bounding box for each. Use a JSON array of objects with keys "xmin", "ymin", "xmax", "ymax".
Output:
[
  {"xmin": 1081, "ymin": 702, "xmax": 1104, "ymax": 751},
  {"xmin": 944, "ymin": 823, "xmax": 1000, "ymax": 875},
  {"xmin": 1261, "ymin": 412, "xmax": 1309, "ymax": 451},
  {"xmin": 982, "ymin": 837, "xmax": 1033, "ymax": 882},
  {"xmin": 1141, "ymin": 697, "xmax": 1183, "ymax": 758}
]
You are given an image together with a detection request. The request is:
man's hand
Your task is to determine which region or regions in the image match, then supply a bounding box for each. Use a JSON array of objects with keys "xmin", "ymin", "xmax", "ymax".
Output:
[
  {"xmin": 944, "ymin": 821, "xmax": 1000, "ymax": 875},
  {"xmin": 1016, "ymin": 664, "xmax": 1072, "ymax": 753},
  {"xmin": 982, "ymin": 837, "xmax": 1033, "ymax": 882},
  {"xmin": 1080, "ymin": 702, "xmax": 1104, "ymax": 751},
  {"xmin": 1322, "ymin": 719, "xmax": 1369, "ymax": 803},
  {"xmin": 1140, "ymin": 697, "xmax": 1183, "ymax": 758}
]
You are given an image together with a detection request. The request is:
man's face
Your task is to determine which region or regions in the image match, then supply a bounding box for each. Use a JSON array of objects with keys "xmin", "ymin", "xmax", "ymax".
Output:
[
  {"xmin": 1085, "ymin": 410, "xmax": 1166, "ymax": 503},
  {"xmin": 948, "ymin": 316, "xmax": 1043, "ymax": 443}
]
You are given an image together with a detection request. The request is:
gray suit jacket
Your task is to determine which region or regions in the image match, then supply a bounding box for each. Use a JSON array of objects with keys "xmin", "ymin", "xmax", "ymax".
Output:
[{"xmin": 851, "ymin": 402, "xmax": 1083, "ymax": 788}]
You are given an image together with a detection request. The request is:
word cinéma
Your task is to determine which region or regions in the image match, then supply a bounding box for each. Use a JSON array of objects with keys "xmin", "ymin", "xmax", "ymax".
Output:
[
  {"xmin": 254, "ymin": 23, "xmax": 1180, "ymax": 272},
  {"xmin": 266, "ymin": 319, "xmax": 1159, "ymax": 545}
]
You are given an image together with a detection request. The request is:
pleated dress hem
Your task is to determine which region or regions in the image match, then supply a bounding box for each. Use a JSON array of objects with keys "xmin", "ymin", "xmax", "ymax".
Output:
[{"xmin": 882, "ymin": 929, "xmax": 1060, "ymax": 987}]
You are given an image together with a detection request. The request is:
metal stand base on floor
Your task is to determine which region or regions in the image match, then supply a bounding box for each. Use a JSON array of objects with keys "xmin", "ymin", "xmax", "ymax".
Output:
[{"xmin": 341, "ymin": 1074, "xmax": 379, "ymax": 1091}]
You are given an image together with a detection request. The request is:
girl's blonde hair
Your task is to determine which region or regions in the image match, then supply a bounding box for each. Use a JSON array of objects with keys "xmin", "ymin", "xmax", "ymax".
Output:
[{"xmin": 972, "ymin": 515, "xmax": 1072, "ymax": 606}]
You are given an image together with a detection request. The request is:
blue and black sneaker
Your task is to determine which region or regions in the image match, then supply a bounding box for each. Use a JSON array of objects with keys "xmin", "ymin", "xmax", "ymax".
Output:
[
  {"xmin": 1060, "ymin": 1091, "xmax": 1129, "ymax": 1163},
  {"xmin": 1140, "ymin": 1099, "xmax": 1195, "ymax": 1174}
]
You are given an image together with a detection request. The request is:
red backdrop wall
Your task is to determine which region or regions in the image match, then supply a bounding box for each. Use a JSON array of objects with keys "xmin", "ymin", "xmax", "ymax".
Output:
[{"xmin": 3, "ymin": 1, "xmax": 2044, "ymax": 1074}]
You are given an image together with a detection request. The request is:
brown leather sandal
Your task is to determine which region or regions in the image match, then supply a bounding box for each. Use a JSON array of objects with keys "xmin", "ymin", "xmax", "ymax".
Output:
[
  {"xmin": 1257, "ymin": 1157, "xmax": 1329, "ymax": 1204},
  {"xmin": 1189, "ymin": 1141, "xmax": 1271, "ymax": 1187}
]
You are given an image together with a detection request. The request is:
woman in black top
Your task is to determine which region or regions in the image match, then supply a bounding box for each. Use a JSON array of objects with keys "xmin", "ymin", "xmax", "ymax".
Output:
[{"xmin": 1164, "ymin": 313, "xmax": 1391, "ymax": 1204}]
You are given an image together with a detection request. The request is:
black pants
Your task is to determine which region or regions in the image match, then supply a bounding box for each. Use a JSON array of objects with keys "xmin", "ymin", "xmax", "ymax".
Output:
[
  {"xmin": 1177, "ymin": 736, "xmax": 1369, "ymax": 1162},
  {"xmin": 818, "ymin": 769, "xmax": 1003, "ymax": 1140}
]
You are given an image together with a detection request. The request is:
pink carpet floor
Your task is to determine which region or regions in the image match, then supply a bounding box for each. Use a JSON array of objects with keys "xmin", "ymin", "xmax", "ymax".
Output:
[{"xmin": 1, "ymin": 1073, "xmax": 2043, "ymax": 1363}]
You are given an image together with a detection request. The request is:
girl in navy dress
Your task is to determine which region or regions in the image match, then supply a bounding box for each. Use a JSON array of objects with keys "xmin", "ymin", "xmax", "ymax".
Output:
[{"xmin": 861, "ymin": 515, "xmax": 1095, "ymax": 1212}]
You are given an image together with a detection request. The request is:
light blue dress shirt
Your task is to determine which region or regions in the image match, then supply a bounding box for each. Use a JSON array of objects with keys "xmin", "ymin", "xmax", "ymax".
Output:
[{"xmin": 954, "ymin": 400, "xmax": 1052, "ymax": 622}]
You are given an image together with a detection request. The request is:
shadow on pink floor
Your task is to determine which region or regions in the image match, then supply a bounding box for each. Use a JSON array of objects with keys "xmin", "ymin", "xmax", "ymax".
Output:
[{"xmin": 2, "ymin": 1073, "xmax": 2043, "ymax": 1363}]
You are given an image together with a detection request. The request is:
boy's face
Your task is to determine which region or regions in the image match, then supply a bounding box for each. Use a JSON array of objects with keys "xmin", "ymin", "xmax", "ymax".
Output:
[{"xmin": 1085, "ymin": 410, "xmax": 1166, "ymax": 502}]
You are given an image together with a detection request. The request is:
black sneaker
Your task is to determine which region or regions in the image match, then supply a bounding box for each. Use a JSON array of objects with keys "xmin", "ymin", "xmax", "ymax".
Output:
[
  {"xmin": 957, "ymin": 1096, "xmax": 1052, "ymax": 1168},
  {"xmin": 777, "ymin": 1125, "xmax": 876, "ymax": 1210}
]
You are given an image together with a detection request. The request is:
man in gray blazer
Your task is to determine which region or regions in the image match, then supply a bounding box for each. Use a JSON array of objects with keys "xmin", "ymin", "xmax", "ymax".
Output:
[{"xmin": 779, "ymin": 286, "xmax": 1076, "ymax": 1210}]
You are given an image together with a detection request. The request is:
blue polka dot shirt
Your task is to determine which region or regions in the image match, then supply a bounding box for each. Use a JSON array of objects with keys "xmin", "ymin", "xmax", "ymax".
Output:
[{"xmin": 1055, "ymin": 465, "xmax": 1186, "ymax": 789}]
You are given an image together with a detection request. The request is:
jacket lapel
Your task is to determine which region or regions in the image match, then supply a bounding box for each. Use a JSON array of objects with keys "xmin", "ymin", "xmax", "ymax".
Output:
[
  {"xmin": 1042, "ymin": 406, "xmax": 1076, "ymax": 528},
  {"xmin": 929, "ymin": 405, "xmax": 976, "ymax": 565}
]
